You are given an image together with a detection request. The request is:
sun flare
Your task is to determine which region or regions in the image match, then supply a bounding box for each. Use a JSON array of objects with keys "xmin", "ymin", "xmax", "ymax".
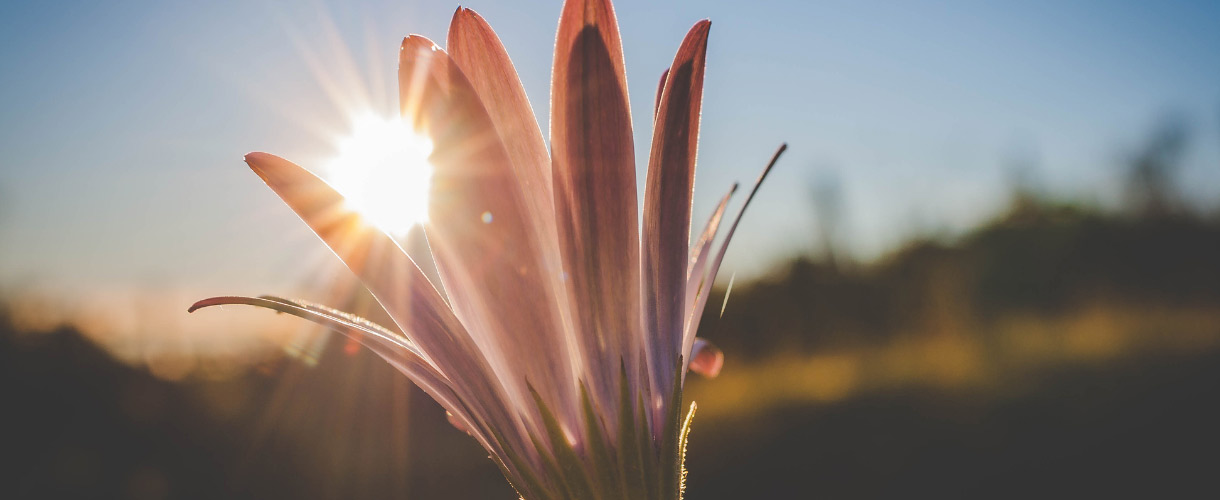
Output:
[{"xmin": 323, "ymin": 113, "xmax": 434, "ymax": 235}]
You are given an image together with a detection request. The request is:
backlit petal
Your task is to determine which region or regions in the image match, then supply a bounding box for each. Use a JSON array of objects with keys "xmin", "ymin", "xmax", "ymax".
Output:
[
  {"xmin": 682, "ymin": 145, "xmax": 786, "ymax": 378},
  {"xmin": 188, "ymin": 295, "xmax": 527, "ymax": 486},
  {"xmin": 688, "ymin": 338, "xmax": 724, "ymax": 378},
  {"xmin": 400, "ymin": 36, "xmax": 578, "ymax": 434},
  {"xmin": 686, "ymin": 182, "xmax": 737, "ymax": 321},
  {"xmin": 243, "ymin": 152, "xmax": 532, "ymax": 461},
  {"xmin": 641, "ymin": 20, "xmax": 711, "ymax": 430},
  {"xmin": 653, "ymin": 68, "xmax": 669, "ymax": 119},
  {"xmin": 447, "ymin": 8, "xmax": 558, "ymax": 253},
  {"xmin": 550, "ymin": 0, "xmax": 641, "ymax": 422}
]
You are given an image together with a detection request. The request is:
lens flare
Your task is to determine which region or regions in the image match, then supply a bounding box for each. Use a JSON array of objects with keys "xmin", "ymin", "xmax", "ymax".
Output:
[{"xmin": 324, "ymin": 113, "xmax": 433, "ymax": 235}]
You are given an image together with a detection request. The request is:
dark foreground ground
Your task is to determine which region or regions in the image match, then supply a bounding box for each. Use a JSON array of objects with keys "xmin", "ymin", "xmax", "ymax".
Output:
[
  {"xmin": 5, "ymin": 323, "xmax": 1219, "ymax": 500},
  {"xmin": 684, "ymin": 354, "xmax": 1220, "ymax": 499}
]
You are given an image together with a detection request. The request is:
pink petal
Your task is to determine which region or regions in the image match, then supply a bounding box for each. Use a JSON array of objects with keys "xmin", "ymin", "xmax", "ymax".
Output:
[
  {"xmin": 654, "ymin": 68, "xmax": 670, "ymax": 119},
  {"xmin": 550, "ymin": 0, "xmax": 642, "ymax": 418},
  {"xmin": 243, "ymin": 152, "xmax": 533, "ymax": 460},
  {"xmin": 399, "ymin": 36, "xmax": 578, "ymax": 431},
  {"xmin": 688, "ymin": 337, "xmax": 724, "ymax": 378},
  {"xmin": 188, "ymin": 296, "xmax": 480, "ymax": 437},
  {"xmin": 641, "ymin": 20, "xmax": 711, "ymax": 427},
  {"xmin": 686, "ymin": 182, "xmax": 737, "ymax": 321},
  {"xmin": 447, "ymin": 8, "xmax": 558, "ymax": 251},
  {"xmin": 682, "ymin": 144, "xmax": 786, "ymax": 379}
]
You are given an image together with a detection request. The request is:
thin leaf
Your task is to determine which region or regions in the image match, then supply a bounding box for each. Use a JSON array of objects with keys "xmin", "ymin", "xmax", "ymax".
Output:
[
  {"xmin": 678, "ymin": 402, "xmax": 697, "ymax": 500},
  {"xmin": 616, "ymin": 361, "xmax": 649, "ymax": 499},
  {"xmin": 658, "ymin": 355, "xmax": 685, "ymax": 500},
  {"xmin": 530, "ymin": 385, "xmax": 598, "ymax": 500},
  {"xmin": 580, "ymin": 383, "xmax": 622, "ymax": 499}
]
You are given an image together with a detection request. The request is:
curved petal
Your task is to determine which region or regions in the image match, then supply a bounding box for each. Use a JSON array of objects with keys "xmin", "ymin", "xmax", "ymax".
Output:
[
  {"xmin": 688, "ymin": 337, "xmax": 724, "ymax": 378},
  {"xmin": 189, "ymin": 298, "xmax": 459, "ymax": 423},
  {"xmin": 686, "ymin": 182, "xmax": 737, "ymax": 320},
  {"xmin": 399, "ymin": 36, "xmax": 577, "ymax": 432},
  {"xmin": 447, "ymin": 8, "xmax": 558, "ymax": 251},
  {"xmin": 653, "ymin": 68, "xmax": 669, "ymax": 119},
  {"xmin": 641, "ymin": 20, "xmax": 711, "ymax": 427},
  {"xmin": 682, "ymin": 144, "xmax": 786, "ymax": 378},
  {"xmin": 188, "ymin": 295, "xmax": 527, "ymax": 487},
  {"xmin": 550, "ymin": 0, "xmax": 640, "ymax": 421},
  {"xmin": 243, "ymin": 152, "xmax": 532, "ymax": 460}
]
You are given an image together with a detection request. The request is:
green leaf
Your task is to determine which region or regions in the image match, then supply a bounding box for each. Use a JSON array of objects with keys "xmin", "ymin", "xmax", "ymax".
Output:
[
  {"xmin": 616, "ymin": 361, "xmax": 649, "ymax": 499},
  {"xmin": 580, "ymin": 382, "xmax": 623, "ymax": 499},
  {"xmin": 659, "ymin": 355, "xmax": 685, "ymax": 500},
  {"xmin": 530, "ymin": 385, "xmax": 598, "ymax": 500},
  {"xmin": 528, "ymin": 432, "xmax": 573, "ymax": 499},
  {"xmin": 678, "ymin": 402, "xmax": 697, "ymax": 500},
  {"xmin": 637, "ymin": 390, "xmax": 659, "ymax": 499},
  {"xmin": 489, "ymin": 426, "xmax": 556, "ymax": 500}
]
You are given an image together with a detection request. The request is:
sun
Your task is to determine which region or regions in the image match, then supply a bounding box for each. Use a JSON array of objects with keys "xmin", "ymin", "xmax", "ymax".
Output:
[{"xmin": 323, "ymin": 112, "xmax": 434, "ymax": 236}]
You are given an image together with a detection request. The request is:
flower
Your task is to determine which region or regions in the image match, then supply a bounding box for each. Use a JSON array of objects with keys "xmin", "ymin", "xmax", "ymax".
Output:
[{"xmin": 190, "ymin": 1, "xmax": 783, "ymax": 498}]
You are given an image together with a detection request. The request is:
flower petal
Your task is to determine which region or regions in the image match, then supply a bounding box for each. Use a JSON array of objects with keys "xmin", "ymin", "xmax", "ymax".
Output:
[
  {"xmin": 688, "ymin": 337, "xmax": 723, "ymax": 378},
  {"xmin": 447, "ymin": 8, "xmax": 558, "ymax": 253},
  {"xmin": 653, "ymin": 68, "xmax": 669, "ymax": 119},
  {"xmin": 686, "ymin": 182, "xmax": 737, "ymax": 321},
  {"xmin": 243, "ymin": 152, "xmax": 533, "ymax": 460},
  {"xmin": 550, "ymin": 0, "xmax": 641, "ymax": 421},
  {"xmin": 399, "ymin": 36, "xmax": 578, "ymax": 433},
  {"xmin": 682, "ymin": 144, "xmax": 786, "ymax": 378},
  {"xmin": 189, "ymin": 295, "xmax": 538, "ymax": 490},
  {"xmin": 187, "ymin": 296, "xmax": 492, "ymax": 446},
  {"xmin": 641, "ymin": 19, "xmax": 711, "ymax": 427}
]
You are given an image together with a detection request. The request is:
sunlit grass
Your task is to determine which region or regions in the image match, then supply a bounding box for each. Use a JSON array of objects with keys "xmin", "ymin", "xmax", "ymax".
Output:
[{"xmin": 686, "ymin": 302, "xmax": 1220, "ymax": 421}]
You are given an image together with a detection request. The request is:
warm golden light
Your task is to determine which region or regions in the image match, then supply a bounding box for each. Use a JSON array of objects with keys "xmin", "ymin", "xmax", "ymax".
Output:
[{"xmin": 324, "ymin": 112, "xmax": 433, "ymax": 235}]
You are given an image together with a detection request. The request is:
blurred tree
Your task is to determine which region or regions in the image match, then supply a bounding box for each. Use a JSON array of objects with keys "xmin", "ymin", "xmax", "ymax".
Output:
[
  {"xmin": 1003, "ymin": 139, "xmax": 1046, "ymax": 222},
  {"xmin": 808, "ymin": 171, "xmax": 846, "ymax": 271},
  {"xmin": 1125, "ymin": 114, "xmax": 1189, "ymax": 216}
]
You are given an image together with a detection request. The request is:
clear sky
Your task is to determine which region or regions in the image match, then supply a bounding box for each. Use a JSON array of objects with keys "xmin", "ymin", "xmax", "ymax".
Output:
[{"xmin": 1, "ymin": 0, "xmax": 1218, "ymax": 315}]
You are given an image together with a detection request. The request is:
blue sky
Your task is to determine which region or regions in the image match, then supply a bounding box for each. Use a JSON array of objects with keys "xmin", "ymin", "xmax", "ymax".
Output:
[{"xmin": 1, "ymin": 0, "xmax": 1218, "ymax": 301}]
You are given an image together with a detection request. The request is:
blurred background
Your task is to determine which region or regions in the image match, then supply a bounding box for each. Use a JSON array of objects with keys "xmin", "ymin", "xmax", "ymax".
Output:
[{"xmin": 3, "ymin": 0, "xmax": 1219, "ymax": 498}]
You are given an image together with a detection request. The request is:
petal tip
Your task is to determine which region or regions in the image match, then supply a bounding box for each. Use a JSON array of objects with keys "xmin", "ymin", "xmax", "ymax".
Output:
[
  {"xmin": 188, "ymin": 297, "xmax": 227, "ymax": 313},
  {"xmin": 690, "ymin": 341, "xmax": 724, "ymax": 378},
  {"xmin": 401, "ymin": 34, "xmax": 439, "ymax": 54},
  {"xmin": 690, "ymin": 18, "xmax": 712, "ymax": 36},
  {"xmin": 243, "ymin": 152, "xmax": 278, "ymax": 182},
  {"xmin": 244, "ymin": 151, "xmax": 281, "ymax": 167}
]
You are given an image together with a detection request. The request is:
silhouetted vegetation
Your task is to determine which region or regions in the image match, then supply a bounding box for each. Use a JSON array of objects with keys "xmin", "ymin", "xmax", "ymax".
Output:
[{"xmin": 701, "ymin": 200, "xmax": 1220, "ymax": 359}]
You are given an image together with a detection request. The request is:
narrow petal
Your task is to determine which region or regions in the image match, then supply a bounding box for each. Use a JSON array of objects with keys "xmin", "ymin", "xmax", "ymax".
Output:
[
  {"xmin": 243, "ymin": 152, "xmax": 532, "ymax": 460},
  {"xmin": 189, "ymin": 295, "xmax": 537, "ymax": 487},
  {"xmin": 550, "ymin": 0, "xmax": 641, "ymax": 422},
  {"xmin": 187, "ymin": 296, "xmax": 493, "ymax": 449},
  {"xmin": 682, "ymin": 144, "xmax": 786, "ymax": 378},
  {"xmin": 653, "ymin": 68, "xmax": 669, "ymax": 119},
  {"xmin": 641, "ymin": 20, "xmax": 711, "ymax": 429},
  {"xmin": 686, "ymin": 182, "xmax": 737, "ymax": 321},
  {"xmin": 399, "ymin": 36, "xmax": 578, "ymax": 433},
  {"xmin": 688, "ymin": 338, "xmax": 723, "ymax": 378},
  {"xmin": 447, "ymin": 8, "xmax": 558, "ymax": 250}
]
